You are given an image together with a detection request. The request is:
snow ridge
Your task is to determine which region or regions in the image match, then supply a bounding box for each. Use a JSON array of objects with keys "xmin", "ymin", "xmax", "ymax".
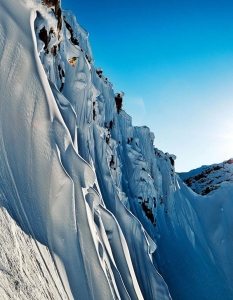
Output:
[{"xmin": 179, "ymin": 158, "xmax": 233, "ymax": 195}]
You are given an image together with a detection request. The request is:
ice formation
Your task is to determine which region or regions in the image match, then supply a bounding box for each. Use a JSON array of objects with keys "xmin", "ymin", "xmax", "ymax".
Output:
[{"xmin": 0, "ymin": 0, "xmax": 232, "ymax": 299}]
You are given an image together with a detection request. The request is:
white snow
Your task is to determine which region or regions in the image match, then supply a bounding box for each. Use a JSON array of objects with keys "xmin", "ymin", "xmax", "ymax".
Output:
[
  {"xmin": 0, "ymin": 0, "xmax": 233, "ymax": 299},
  {"xmin": 0, "ymin": 0, "xmax": 171, "ymax": 299}
]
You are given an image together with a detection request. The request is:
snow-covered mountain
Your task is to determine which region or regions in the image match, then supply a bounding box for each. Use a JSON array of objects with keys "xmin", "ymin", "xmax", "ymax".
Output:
[
  {"xmin": 179, "ymin": 158, "xmax": 233, "ymax": 195},
  {"xmin": 0, "ymin": 1, "xmax": 233, "ymax": 299}
]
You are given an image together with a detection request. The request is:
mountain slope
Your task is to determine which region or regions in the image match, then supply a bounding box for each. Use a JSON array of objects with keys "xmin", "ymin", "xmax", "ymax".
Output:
[
  {"xmin": 179, "ymin": 158, "xmax": 233, "ymax": 195},
  {"xmin": 0, "ymin": 1, "xmax": 170, "ymax": 299},
  {"xmin": 0, "ymin": 1, "xmax": 233, "ymax": 300}
]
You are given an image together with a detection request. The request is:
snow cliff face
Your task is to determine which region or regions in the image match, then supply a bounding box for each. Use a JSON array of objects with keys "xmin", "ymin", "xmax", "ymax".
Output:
[
  {"xmin": 0, "ymin": 1, "xmax": 233, "ymax": 300},
  {"xmin": 179, "ymin": 158, "xmax": 233, "ymax": 195},
  {"xmin": 0, "ymin": 1, "xmax": 170, "ymax": 299}
]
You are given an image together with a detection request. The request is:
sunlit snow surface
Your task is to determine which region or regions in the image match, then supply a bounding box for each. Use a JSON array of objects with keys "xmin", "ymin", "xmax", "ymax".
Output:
[
  {"xmin": 0, "ymin": 0, "xmax": 232, "ymax": 299},
  {"xmin": 179, "ymin": 158, "xmax": 233, "ymax": 195}
]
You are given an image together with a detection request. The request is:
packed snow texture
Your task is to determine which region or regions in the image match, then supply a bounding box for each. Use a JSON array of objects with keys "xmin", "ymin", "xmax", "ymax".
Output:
[{"xmin": 0, "ymin": 0, "xmax": 233, "ymax": 299}]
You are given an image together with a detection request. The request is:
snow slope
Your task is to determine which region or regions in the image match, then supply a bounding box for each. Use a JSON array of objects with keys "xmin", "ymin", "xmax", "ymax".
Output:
[
  {"xmin": 0, "ymin": 1, "xmax": 170, "ymax": 299},
  {"xmin": 0, "ymin": 0, "xmax": 233, "ymax": 300},
  {"xmin": 179, "ymin": 158, "xmax": 233, "ymax": 195},
  {"xmin": 0, "ymin": 206, "xmax": 69, "ymax": 299}
]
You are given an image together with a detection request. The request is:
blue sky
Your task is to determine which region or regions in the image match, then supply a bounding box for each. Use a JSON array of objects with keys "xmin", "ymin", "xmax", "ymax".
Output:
[{"xmin": 62, "ymin": 0, "xmax": 233, "ymax": 171}]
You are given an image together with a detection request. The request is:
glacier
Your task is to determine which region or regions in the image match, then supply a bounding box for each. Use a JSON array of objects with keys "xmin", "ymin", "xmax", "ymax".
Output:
[{"xmin": 0, "ymin": 0, "xmax": 232, "ymax": 299}]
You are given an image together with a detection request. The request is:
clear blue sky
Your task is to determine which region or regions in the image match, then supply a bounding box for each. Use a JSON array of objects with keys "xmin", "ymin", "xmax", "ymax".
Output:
[{"xmin": 62, "ymin": 0, "xmax": 233, "ymax": 172}]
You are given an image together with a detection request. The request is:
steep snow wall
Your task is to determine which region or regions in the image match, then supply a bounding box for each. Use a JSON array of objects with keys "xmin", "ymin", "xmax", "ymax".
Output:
[
  {"xmin": 0, "ymin": 1, "xmax": 170, "ymax": 299},
  {"xmin": 1, "ymin": 0, "xmax": 233, "ymax": 300}
]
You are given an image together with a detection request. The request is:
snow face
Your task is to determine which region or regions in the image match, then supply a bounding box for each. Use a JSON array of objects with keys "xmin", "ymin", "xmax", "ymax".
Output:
[
  {"xmin": 1, "ymin": 0, "xmax": 233, "ymax": 299},
  {"xmin": 0, "ymin": 206, "xmax": 69, "ymax": 299},
  {"xmin": 0, "ymin": 0, "xmax": 170, "ymax": 299},
  {"xmin": 179, "ymin": 158, "xmax": 233, "ymax": 195}
]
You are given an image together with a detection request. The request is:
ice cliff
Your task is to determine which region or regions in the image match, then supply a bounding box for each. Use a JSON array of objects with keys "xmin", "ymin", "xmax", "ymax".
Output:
[{"xmin": 0, "ymin": 0, "xmax": 233, "ymax": 299}]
